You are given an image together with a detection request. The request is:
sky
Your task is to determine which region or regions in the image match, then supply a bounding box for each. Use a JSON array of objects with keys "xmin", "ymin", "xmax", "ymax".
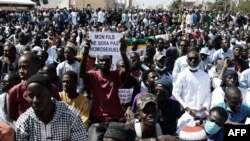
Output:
[{"xmin": 119, "ymin": 0, "xmax": 216, "ymax": 9}]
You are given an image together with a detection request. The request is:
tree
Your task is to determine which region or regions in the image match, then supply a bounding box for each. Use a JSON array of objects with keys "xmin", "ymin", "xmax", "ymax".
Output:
[
  {"xmin": 169, "ymin": 0, "xmax": 182, "ymax": 11},
  {"xmin": 208, "ymin": 1, "xmax": 229, "ymax": 11},
  {"xmin": 235, "ymin": 1, "xmax": 250, "ymax": 13}
]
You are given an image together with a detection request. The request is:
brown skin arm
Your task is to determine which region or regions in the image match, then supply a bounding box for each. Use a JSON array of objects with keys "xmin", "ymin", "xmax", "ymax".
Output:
[{"xmin": 79, "ymin": 40, "xmax": 91, "ymax": 81}]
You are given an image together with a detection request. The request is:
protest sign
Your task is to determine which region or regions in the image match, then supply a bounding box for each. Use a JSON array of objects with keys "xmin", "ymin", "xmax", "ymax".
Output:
[
  {"xmin": 118, "ymin": 89, "xmax": 134, "ymax": 104},
  {"xmin": 89, "ymin": 32, "xmax": 122, "ymax": 56},
  {"xmin": 89, "ymin": 32, "xmax": 123, "ymax": 69}
]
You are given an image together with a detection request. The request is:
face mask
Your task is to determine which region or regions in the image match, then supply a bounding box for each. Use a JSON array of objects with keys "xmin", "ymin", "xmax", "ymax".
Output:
[
  {"xmin": 188, "ymin": 66, "xmax": 199, "ymax": 71},
  {"xmin": 155, "ymin": 65, "xmax": 166, "ymax": 71},
  {"xmin": 204, "ymin": 120, "xmax": 221, "ymax": 135}
]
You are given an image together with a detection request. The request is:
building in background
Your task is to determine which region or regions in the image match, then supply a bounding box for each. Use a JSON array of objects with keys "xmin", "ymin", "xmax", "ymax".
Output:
[
  {"xmin": 37, "ymin": 0, "xmax": 116, "ymax": 9},
  {"xmin": 36, "ymin": 0, "xmax": 216, "ymax": 9}
]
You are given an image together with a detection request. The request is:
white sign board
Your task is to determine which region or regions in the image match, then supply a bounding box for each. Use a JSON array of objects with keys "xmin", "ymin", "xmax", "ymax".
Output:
[
  {"xmin": 89, "ymin": 32, "xmax": 123, "ymax": 69},
  {"xmin": 89, "ymin": 32, "xmax": 122, "ymax": 56},
  {"xmin": 118, "ymin": 88, "xmax": 134, "ymax": 104}
]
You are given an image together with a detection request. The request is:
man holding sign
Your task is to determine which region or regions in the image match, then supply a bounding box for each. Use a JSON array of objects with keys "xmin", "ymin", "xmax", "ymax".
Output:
[{"xmin": 80, "ymin": 37, "xmax": 131, "ymax": 141}]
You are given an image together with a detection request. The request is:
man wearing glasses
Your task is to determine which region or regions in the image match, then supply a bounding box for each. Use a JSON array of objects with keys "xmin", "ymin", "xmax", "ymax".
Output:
[{"xmin": 173, "ymin": 51, "xmax": 211, "ymax": 119}]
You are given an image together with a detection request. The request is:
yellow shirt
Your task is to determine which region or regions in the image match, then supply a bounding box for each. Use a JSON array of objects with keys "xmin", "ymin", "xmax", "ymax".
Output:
[{"xmin": 59, "ymin": 91, "xmax": 90, "ymax": 125}]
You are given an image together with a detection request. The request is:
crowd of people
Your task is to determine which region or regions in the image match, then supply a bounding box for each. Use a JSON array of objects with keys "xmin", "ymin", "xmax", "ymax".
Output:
[{"xmin": 0, "ymin": 6, "xmax": 250, "ymax": 141}]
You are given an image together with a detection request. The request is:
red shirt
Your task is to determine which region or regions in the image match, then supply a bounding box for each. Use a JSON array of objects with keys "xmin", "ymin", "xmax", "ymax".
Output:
[
  {"xmin": 85, "ymin": 70, "xmax": 126, "ymax": 122},
  {"xmin": 8, "ymin": 81, "xmax": 61, "ymax": 120}
]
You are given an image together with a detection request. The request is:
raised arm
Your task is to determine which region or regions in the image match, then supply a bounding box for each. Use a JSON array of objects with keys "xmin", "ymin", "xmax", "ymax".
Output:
[
  {"xmin": 120, "ymin": 38, "xmax": 131, "ymax": 75},
  {"xmin": 80, "ymin": 40, "xmax": 91, "ymax": 80}
]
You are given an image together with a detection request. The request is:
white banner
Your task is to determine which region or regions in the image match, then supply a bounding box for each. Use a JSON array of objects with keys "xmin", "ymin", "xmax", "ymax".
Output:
[
  {"xmin": 89, "ymin": 32, "xmax": 122, "ymax": 56},
  {"xmin": 118, "ymin": 88, "xmax": 134, "ymax": 104},
  {"xmin": 89, "ymin": 32, "xmax": 123, "ymax": 69}
]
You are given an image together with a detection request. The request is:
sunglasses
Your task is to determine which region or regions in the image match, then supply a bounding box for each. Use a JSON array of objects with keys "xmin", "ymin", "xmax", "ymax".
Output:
[{"xmin": 188, "ymin": 57, "xmax": 199, "ymax": 61}]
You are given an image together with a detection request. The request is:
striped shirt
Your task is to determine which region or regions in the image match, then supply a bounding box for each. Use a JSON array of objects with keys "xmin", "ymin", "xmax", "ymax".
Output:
[{"xmin": 15, "ymin": 100, "xmax": 88, "ymax": 141}]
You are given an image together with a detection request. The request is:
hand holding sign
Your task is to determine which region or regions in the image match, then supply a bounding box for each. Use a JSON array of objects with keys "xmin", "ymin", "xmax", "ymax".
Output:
[
  {"xmin": 120, "ymin": 37, "xmax": 127, "ymax": 55},
  {"xmin": 82, "ymin": 39, "xmax": 91, "ymax": 56}
]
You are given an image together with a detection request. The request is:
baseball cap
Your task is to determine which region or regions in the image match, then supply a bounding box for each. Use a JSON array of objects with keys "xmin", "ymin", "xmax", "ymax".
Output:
[
  {"xmin": 199, "ymin": 47, "xmax": 210, "ymax": 56},
  {"xmin": 137, "ymin": 93, "xmax": 157, "ymax": 110},
  {"xmin": 154, "ymin": 53, "xmax": 166, "ymax": 61},
  {"xmin": 233, "ymin": 44, "xmax": 243, "ymax": 49}
]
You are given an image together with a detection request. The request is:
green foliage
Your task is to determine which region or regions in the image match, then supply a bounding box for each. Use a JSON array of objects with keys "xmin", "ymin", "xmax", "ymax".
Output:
[
  {"xmin": 169, "ymin": 0, "xmax": 182, "ymax": 10},
  {"xmin": 235, "ymin": 1, "xmax": 250, "ymax": 13}
]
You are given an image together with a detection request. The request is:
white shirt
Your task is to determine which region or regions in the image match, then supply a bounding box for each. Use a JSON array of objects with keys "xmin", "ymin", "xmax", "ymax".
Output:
[
  {"xmin": 207, "ymin": 48, "xmax": 216, "ymax": 64},
  {"xmin": 172, "ymin": 56, "xmax": 188, "ymax": 83},
  {"xmin": 211, "ymin": 87, "xmax": 249, "ymax": 109},
  {"xmin": 97, "ymin": 11, "xmax": 105, "ymax": 24},
  {"xmin": 212, "ymin": 48, "xmax": 234, "ymax": 62},
  {"xmin": 186, "ymin": 14, "xmax": 193, "ymax": 25},
  {"xmin": 240, "ymin": 68, "xmax": 250, "ymax": 90},
  {"xmin": 45, "ymin": 48, "xmax": 58, "ymax": 65},
  {"xmin": 173, "ymin": 69, "xmax": 211, "ymax": 110},
  {"xmin": 56, "ymin": 61, "xmax": 84, "ymax": 93}
]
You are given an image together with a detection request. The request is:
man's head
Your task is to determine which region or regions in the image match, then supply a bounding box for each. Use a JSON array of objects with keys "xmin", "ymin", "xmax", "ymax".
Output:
[
  {"xmin": 156, "ymin": 38, "xmax": 164, "ymax": 50},
  {"xmin": 154, "ymin": 76, "xmax": 172, "ymax": 105},
  {"xmin": 116, "ymin": 59, "xmax": 124, "ymax": 70},
  {"xmin": 42, "ymin": 64, "xmax": 57, "ymax": 83},
  {"xmin": 233, "ymin": 44, "xmax": 243, "ymax": 57},
  {"xmin": 1, "ymin": 73, "xmax": 21, "ymax": 92},
  {"xmin": 137, "ymin": 94, "xmax": 158, "ymax": 127},
  {"xmin": 225, "ymin": 86, "xmax": 242, "ymax": 113},
  {"xmin": 221, "ymin": 38, "xmax": 230, "ymax": 51},
  {"xmin": 37, "ymin": 51, "xmax": 48, "ymax": 67},
  {"xmin": 97, "ymin": 55, "xmax": 112, "ymax": 73},
  {"xmin": 41, "ymin": 39, "xmax": 50, "ymax": 50},
  {"xmin": 199, "ymin": 48, "xmax": 210, "ymax": 61},
  {"xmin": 3, "ymin": 44, "xmax": 16, "ymax": 59},
  {"xmin": 62, "ymin": 70, "xmax": 78, "ymax": 93},
  {"xmin": 207, "ymin": 39, "xmax": 214, "ymax": 49},
  {"xmin": 103, "ymin": 122, "xmax": 136, "ymax": 141},
  {"xmin": 26, "ymin": 74, "xmax": 52, "ymax": 117},
  {"xmin": 130, "ymin": 52, "xmax": 140, "ymax": 64},
  {"xmin": 204, "ymin": 106, "xmax": 228, "ymax": 136},
  {"xmin": 154, "ymin": 54, "xmax": 166, "ymax": 69},
  {"xmin": 221, "ymin": 70, "xmax": 239, "ymax": 87},
  {"xmin": 18, "ymin": 53, "xmax": 41, "ymax": 80},
  {"xmin": 64, "ymin": 46, "xmax": 76, "ymax": 61},
  {"xmin": 179, "ymin": 40, "xmax": 188, "ymax": 55},
  {"xmin": 187, "ymin": 51, "xmax": 200, "ymax": 68},
  {"xmin": 142, "ymin": 69, "xmax": 159, "ymax": 88}
]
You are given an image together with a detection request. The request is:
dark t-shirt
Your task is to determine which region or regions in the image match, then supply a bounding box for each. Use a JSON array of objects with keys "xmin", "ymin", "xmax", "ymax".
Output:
[{"xmin": 158, "ymin": 99, "xmax": 182, "ymax": 135}]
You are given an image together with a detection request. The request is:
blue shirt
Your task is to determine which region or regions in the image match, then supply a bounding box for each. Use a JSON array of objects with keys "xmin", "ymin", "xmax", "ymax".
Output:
[{"xmin": 217, "ymin": 102, "xmax": 250, "ymax": 123}]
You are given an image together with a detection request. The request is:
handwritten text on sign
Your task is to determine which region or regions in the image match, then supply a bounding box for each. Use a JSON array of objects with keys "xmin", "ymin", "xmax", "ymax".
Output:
[
  {"xmin": 118, "ymin": 89, "xmax": 134, "ymax": 104},
  {"xmin": 89, "ymin": 32, "xmax": 122, "ymax": 56}
]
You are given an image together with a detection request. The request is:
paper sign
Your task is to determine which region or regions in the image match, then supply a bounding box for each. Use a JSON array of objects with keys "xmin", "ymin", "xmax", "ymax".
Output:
[
  {"xmin": 89, "ymin": 32, "xmax": 122, "ymax": 56},
  {"xmin": 118, "ymin": 88, "xmax": 134, "ymax": 104},
  {"xmin": 89, "ymin": 32, "xmax": 123, "ymax": 69}
]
